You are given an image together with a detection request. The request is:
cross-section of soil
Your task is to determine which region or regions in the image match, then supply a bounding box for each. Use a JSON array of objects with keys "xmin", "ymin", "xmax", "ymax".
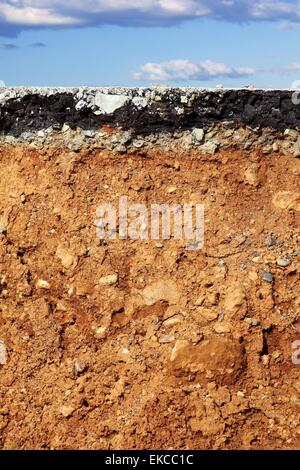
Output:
[{"xmin": 0, "ymin": 140, "xmax": 299, "ymax": 450}]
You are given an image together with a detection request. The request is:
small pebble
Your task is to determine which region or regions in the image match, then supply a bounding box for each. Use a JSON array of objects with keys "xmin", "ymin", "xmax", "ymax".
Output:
[
  {"xmin": 0, "ymin": 223, "xmax": 7, "ymax": 234},
  {"xmin": 276, "ymin": 257, "xmax": 291, "ymax": 267},
  {"xmin": 252, "ymin": 252, "xmax": 261, "ymax": 263},
  {"xmin": 60, "ymin": 405, "xmax": 76, "ymax": 418},
  {"xmin": 198, "ymin": 308, "xmax": 219, "ymax": 322},
  {"xmin": 166, "ymin": 186, "xmax": 177, "ymax": 194},
  {"xmin": 248, "ymin": 271, "xmax": 258, "ymax": 281},
  {"xmin": 262, "ymin": 354, "xmax": 270, "ymax": 366},
  {"xmin": 155, "ymin": 242, "xmax": 164, "ymax": 248},
  {"xmin": 159, "ymin": 335, "xmax": 175, "ymax": 344},
  {"xmin": 267, "ymin": 235, "xmax": 277, "ymax": 247},
  {"xmin": 132, "ymin": 140, "xmax": 144, "ymax": 149},
  {"xmin": 95, "ymin": 326, "xmax": 107, "ymax": 336},
  {"xmin": 36, "ymin": 279, "xmax": 51, "ymax": 289},
  {"xmin": 75, "ymin": 361, "xmax": 86, "ymax": 375},
  {"xmin": 163, "ymin": 315, "xmax": 183, "ymax": 327},
  {"xmin": 263, "ymin": 271, "xmax": 273, "ymax": 283},
  {"xmin": 291, "ymin": 395, "xmax": 300, "ymax": 406},
  {"xmin": 214, "ymin": 322, "xmax": 232, "ymax": 334},
  {"xmin": 0, "ymin": 340, "xmax": 7, "ymax": 365},
  {"xmin": 244, "ymin": 317, "xmax": 260, "ymax": 326},
  {"xmin": 98, "ymin": 273, "xmax": 118, "ymax": 286}
]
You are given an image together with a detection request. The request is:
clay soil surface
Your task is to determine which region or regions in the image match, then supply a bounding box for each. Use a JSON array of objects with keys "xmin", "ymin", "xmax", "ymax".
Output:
[{"xmin": 0, "ymin": 144, "xmax": 300, "ymax": 449}]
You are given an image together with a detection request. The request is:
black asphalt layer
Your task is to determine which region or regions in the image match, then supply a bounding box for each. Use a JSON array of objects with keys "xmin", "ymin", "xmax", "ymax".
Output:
[{"xmin": 0, "ymin": 89, "xmax": 299, "ymax": 136}]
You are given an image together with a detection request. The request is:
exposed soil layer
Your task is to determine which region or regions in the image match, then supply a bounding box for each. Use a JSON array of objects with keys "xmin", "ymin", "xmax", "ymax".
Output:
[{"xmin": 0, "ymin": 142, "xmax": 299, "ymax": 450}]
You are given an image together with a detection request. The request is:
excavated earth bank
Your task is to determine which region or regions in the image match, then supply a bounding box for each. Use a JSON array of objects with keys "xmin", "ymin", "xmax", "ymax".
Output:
[{"xmin": 0, "ymin": 87, "xmax": 300, "ymax": 450}]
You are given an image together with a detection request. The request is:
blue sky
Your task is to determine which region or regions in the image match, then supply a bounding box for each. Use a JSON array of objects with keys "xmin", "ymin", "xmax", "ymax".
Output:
[{"xmin": 1, "ymin": 1, "xmax": 300, "ymax": 88}]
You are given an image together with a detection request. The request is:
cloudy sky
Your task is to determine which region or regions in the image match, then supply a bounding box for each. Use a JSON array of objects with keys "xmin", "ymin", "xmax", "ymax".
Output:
[{"xmin": 0, "ymin": 0, "xmax": 300, "ymax": 87}]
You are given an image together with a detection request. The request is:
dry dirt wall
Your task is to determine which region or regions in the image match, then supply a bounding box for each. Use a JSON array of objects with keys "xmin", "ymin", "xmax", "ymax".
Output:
[{"xmin": 0, "ymin": 88, "xmax": 299, "ymax": 450}]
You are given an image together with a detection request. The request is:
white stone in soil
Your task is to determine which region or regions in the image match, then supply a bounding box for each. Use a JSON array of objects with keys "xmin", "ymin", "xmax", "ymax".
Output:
[
  {"xmin": 0, "ymin": 341, "xmax": 7, "ymax": 365},
  {"xmin": 94, "ymin": 93, "xmax": 128, "ymax": 114}
]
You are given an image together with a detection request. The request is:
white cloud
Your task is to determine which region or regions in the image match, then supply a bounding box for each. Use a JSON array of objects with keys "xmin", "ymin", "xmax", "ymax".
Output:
[
  {"xmin": 133, "ymin": 59, "xmax": 257, "ymax": 82},
  {"xmin": 250, "ymin": 1, "xmax": 297, "ymax": 19},
  {"xmin": 0, "ymin": 3, "xmax": 80, "ymax": 26},
  {"xmin": 288, "ymin": 63, "xmax": 300, "ymax": 70},
  {"xmin": 0, "ymin": 80, "xmax": 6, "ymax": 87},
  {"xmin": 0, "ymin": 1, "xmax": 300, "ymax": 34}
]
